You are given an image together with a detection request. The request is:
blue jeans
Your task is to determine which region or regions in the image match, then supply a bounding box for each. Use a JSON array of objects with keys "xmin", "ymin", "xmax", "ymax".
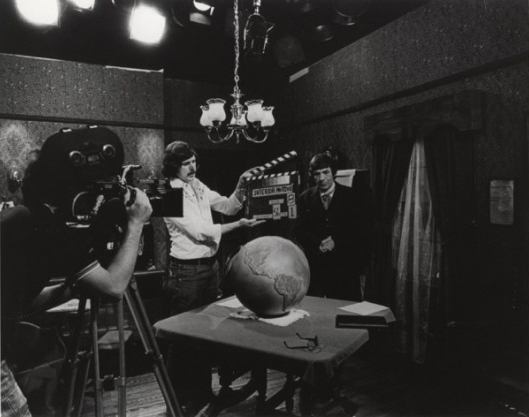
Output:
[
  {"xmin": 164, "ymin": 259, "xmax": 220, "ymax": 316},
  {"xmin": 164, "ymin": 259, "xmax": 220, "ymax": 409},
  {"xmin": 1, "ymin": 360, "xmax": 31, "ymax": 417}
]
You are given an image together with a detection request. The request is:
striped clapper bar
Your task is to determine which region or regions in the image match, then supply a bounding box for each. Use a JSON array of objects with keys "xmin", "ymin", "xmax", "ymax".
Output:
[{"xmin": 244, "ymin": 171, "xmax": 300, "ymax": 221}]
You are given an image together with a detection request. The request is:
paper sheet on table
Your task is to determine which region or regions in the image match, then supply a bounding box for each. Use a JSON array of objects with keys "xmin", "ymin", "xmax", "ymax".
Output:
[
  {"xmin": 217, "ymin": 297, "xmax": 244, "ymax": 309},
  {"xmin": 339, "ymin": 301, "xmax": 388, "ymax": 316},
  {"xmin": 220, "ymin": 297, "xmax": 309, "ymax": 326},
  {"xmin": 47, "ymin": 298, "xmax": 90, "ymax": 313},
  {"xmin": 258, "ymin": 309, "xmax": 309, "ymax": 326},
  {"xmin": 228, "ymin": 308, "xmax": 310, "ymax": 327}
]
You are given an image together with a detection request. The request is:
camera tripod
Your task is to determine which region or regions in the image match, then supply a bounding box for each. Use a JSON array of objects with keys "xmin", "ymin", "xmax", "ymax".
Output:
[{"xmin": 63, "ymin": 273, "xmax": 183, "ymax": 417}]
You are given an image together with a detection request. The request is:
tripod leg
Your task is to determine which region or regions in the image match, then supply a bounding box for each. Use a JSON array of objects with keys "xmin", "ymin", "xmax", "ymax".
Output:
[
  {"xmin": 73, "ymin": 353, "xmax": 92, "ymax": 417},
  {"xmin": 124, "ymin": 278, "xmax": 183, "ymax": 417},
  {"xmin": 117, "ymin": 298, "xmax": 127, "ymax": 417},
  {"xmin": 91, "ymin": 298, "xmax": 104, "ymax": 417},
  {"xmin": 64, "ymin": 296, "xmax": 88, "ymax": 417}
]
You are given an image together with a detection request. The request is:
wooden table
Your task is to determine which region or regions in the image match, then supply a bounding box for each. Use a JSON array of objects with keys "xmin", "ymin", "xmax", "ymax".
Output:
[{"xmin": 154, "ymin": 296, "xmax": 392, "ymax": 416}]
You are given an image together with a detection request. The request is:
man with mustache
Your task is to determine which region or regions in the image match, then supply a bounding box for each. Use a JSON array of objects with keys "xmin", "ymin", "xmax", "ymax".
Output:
[{"xmin": 161, "ymin": 140, "xmax": 262, "ymax": 415}]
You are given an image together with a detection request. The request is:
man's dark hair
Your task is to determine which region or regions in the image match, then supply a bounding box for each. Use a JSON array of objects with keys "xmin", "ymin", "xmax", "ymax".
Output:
[
  {"xmin": 162, "ymin": 141, "xmax": 198, "ymax": 179},
  {"xmin": 22, "ymin": 152, "xmax": 66, "ymax": 208},
  {"xmin": 308, "ymin": 152, "xmax": 337, "ymax": 177}
]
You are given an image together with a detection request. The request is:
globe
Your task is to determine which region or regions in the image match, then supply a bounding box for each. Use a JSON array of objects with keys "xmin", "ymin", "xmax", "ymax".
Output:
[{"xmin": 226, "ymin": 236, "xmax": 310, "ymax": 318}]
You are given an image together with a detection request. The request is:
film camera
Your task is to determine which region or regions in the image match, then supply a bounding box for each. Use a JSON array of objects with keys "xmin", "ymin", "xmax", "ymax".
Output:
[{"xmin": 39, "ymin": 126, "xmax": 182, "ymax": 224}]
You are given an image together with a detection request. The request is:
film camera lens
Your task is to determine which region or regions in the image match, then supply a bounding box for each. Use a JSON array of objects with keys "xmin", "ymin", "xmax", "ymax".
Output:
[
  {"xmin": 102, "ymin": 144, "xmax": 116, "ymax": 159},
  {"xmin": 69, "ymin": 150, "xmax": 86, "ymax": 167},
  {"xmin": 69, "ymin": 144, "xmax": 117, "ymax": 168}
]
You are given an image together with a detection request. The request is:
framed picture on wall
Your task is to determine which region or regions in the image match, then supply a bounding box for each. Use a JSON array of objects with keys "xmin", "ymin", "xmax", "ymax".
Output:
[{"xmin": 489, "ymin": 179, "xmax": 514, "ymax": 225}]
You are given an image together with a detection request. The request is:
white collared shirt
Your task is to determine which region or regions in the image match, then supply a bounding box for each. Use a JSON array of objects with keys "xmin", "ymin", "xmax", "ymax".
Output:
[{"xmin": 164, "ymin": 177, "xmax": 242, "ymax": 259}]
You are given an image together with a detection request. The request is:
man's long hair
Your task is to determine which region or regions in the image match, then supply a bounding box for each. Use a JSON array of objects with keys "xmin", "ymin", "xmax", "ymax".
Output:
[{"xmin": 162, "ymin": 141, "xmax": 198, "ymax": 179}]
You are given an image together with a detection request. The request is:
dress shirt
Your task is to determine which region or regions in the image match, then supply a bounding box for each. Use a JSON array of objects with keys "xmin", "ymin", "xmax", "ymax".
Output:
[{"xmin": 164, "ymin": 178, "xmax": 242, "ymax": 260}]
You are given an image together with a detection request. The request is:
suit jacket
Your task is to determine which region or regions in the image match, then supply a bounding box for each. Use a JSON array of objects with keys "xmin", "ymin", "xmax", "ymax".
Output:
[{"xmin": 297, "ymin": 182, "xmax": 371, "ymax": 277}]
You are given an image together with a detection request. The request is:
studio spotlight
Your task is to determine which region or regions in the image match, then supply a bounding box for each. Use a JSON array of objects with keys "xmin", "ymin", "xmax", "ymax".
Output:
[
  {"xmin": 190, "ymin": 0, "xmax": 214, "ymax": 25},
  {"xmin": 15, "ymin": 0, "xmax": 60, "ymax": 27},
  {"xmin": 244, "ymin": 0, "xmax": 273, "ymax": 57},
  {"xmin": 193, "ymin": 0, "xmax": 211, "ymax": 12},
  {"xmin": 129, "ymin": 4, "xmax": 167, "ymax": 44},
  {"xmin": 68, "ymin": 0, "xmax": 95, "ymax": 11}
]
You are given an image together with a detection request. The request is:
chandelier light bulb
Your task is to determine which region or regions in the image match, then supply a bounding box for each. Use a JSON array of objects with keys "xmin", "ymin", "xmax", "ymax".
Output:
[
  {"xmin": 245, "ymin": 100, "xmax": 264, "ymax": 123},
  {"xmin": 261, "ymin": 107, "xmax": 275, "ymax": 128},
  {"xmin": 206, "ymin": 99, "xmax": 227, "ymax": 124},
  {"xmin": 200, "ymin": 105, "xmax": 213, "ymax": 127}
]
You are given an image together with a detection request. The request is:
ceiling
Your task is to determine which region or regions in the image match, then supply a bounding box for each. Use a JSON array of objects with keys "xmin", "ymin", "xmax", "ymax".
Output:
[{"xmin": 0, "ymin": 0, "xmax": 429, "ymax": 86}]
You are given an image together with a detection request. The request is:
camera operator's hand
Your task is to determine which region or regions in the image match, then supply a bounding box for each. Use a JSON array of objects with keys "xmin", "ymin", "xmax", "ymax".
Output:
[
  {"xmin": 124, "ymin": 187, "xmax": 152, "ymax": 226},
  {"xmin": 77, "ymin": 188, "xmax": 152, "ymax": 300}
]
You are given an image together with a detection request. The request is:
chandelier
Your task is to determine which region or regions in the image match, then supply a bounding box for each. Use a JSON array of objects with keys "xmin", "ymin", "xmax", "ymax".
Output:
[{"xmin": 199, "ymin": 0, "xmax": 274, "ymax": 144}]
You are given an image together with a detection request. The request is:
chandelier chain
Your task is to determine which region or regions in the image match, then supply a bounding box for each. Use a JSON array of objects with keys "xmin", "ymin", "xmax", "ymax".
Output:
[
  {"xmin": 233, "ymin": 0, "xmax": 240, "ymax": 92},
  {"xmin": 199, "ymin": 0, "xmax": 273, "ymax": 143}
]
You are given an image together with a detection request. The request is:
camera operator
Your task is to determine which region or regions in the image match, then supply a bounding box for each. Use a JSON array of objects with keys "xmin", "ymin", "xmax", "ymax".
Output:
[{"xmin": 1, "ymin": 140, "xmax": 152, "ymax": 416}]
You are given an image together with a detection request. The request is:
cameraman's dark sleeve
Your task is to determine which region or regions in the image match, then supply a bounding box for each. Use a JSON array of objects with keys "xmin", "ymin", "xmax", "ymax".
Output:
[
  {"xmin": 36, "ymin": 212, "xmax": 100, "ymax": 289},
  {"xmin": 62, "ymin": 226, "xmax": 100, "ymax": 287},
  {"xmin": 1, "ymin": 206, "xmax": 34, "ymax": 322}
]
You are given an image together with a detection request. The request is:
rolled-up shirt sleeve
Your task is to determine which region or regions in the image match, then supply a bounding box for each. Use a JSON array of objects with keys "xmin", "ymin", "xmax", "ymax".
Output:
[
  {"xmin": 209, "ymin": 189, "xmax": 242, "ymax": 216},
  {"xmin": 164, "ymin": 178, "xmax": 244, "ymax": 259}
]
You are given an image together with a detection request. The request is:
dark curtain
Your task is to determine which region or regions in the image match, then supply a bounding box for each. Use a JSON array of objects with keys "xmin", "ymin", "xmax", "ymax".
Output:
[
  {"xmin": 423, "ymin": 124, "xmax": 476, "ymax": 332},
  {"xmin": 371, "ymin": 131, "xmax": 414, "ymax": 307}
]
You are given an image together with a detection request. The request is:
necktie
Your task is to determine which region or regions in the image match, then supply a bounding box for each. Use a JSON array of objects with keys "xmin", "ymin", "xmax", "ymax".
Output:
[{"xmin": 321, "ymin": 194, "xmax": 331, "ymax": 210}]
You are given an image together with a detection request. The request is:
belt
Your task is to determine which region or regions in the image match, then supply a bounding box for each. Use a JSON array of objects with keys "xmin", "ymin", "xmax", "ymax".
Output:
[{"xmin": 171, "ymin": 256, "xmax": 217, "ymax": 266}]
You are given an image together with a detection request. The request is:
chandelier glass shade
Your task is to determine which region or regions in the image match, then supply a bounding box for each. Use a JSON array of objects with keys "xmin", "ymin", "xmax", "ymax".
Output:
[{"xmin": 199, "ymin": 0, "xmax": 274, "ymax": 144}]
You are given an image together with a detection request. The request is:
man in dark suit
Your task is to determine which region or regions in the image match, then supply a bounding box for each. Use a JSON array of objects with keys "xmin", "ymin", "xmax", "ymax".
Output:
[{"xmin": 297, "ymin": 152, "xmax": 370, "ymax": 301}]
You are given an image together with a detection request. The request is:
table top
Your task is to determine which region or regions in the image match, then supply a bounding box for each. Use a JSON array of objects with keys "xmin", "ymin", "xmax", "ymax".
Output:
[{"xmin": 154, "ymin": 296, "xmax": 387, "ymax": 378}]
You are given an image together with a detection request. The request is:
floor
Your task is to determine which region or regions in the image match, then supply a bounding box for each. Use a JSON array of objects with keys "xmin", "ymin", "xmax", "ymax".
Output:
[{"xmin": 74, "ymin": 338, "xmax": 529, "ymax": 417}]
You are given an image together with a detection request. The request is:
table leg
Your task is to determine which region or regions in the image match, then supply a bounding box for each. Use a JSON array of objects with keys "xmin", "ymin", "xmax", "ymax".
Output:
[
  {"xmin": 284, "ymin": 374, "xmax": 295, "ymax": 414},
  {"xmin": 299, "ymin": 374, "xmax": 359, "ymax": 417},
  {"xmin": 196, "ymin": 363, "xmax": 257, "ymax": 417},
  {"xmin": 253, "ymin": 367, "xmax": 267, "ymax": 414},
  {"xmin": 258, "ymin": 372, "xmax": 300, "ymax": 415}
]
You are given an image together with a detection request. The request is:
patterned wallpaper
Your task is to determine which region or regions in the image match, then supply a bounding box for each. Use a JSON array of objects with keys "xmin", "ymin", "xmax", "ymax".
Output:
[
  {"xmin": 1, "ymin": 0, "xmax": 527, "ymax": 303},
  {"xmin": 0, "ymin": 53, "xmax": 166, "ymax": 199},
  {"xmin": 0, "ymin": 55, "xmax": 166, "ymax": 269},
  {"xmin": 0, "ymin": 54, "xmax": 164, "ymax": 124},
  {"xmin": 0, "ymin": 121, "xmax": 164, "ymax": 201},
  {"xmin": 275, "ymin": 0, "xmax": 529, "ymax": 233},
  {"xmin": 273, "ymin": 0, "xmax": 529, "ymax": 333},
  {"xmin": 278, "ymin": 0, "xmax": 529, "ymax": 125},
  {"xmin": 279, "ymin": 63, "xmax": 528, "ymax": 174},
  {"xmin": 165, "ymin": 78, "xmax": 230, "ymax": 130}
]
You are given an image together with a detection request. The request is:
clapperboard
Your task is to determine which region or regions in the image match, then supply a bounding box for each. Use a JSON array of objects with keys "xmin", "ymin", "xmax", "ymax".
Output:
[{"xmin": 244, "ymin": 151, "xmax": 299, "ymax": 221}]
